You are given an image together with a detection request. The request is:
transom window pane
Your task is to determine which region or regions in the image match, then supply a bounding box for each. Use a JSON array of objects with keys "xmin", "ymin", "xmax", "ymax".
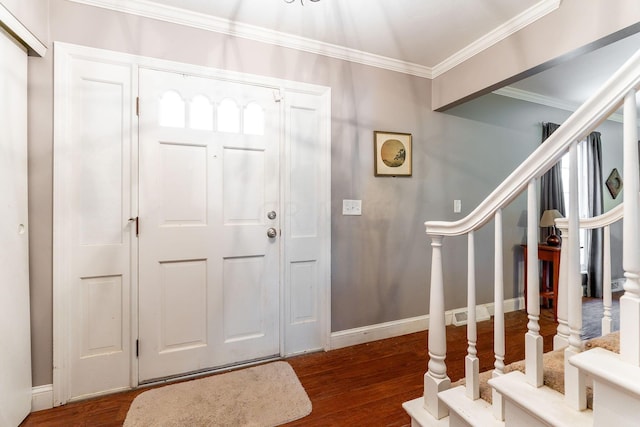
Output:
[
  {"xmin": 158, "ymin": 90, "xmax": 185, "ymax": 128},
  {"xmin": 243, "ymin": 102, "xmax": 265, "ymax": 135},
  {"xmin": 217, "ymin": 98, "xmax": 239, "ymax": 133},
  {"xmin": 189, "ymin": 95, "xmax": 213, "ymax": 130}
]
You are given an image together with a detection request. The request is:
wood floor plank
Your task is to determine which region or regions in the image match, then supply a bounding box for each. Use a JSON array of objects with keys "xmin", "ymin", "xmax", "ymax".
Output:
[{"xmin": 21, "ymin": 308, "xmax": 559, "ymax": 427}]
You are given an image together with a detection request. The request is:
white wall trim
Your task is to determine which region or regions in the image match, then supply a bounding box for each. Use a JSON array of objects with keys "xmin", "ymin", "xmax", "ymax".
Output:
[
  {"xmin": 31, "ymin": 385, "xmax": 54, "ymax": 412},
  {"xmin": 0, "ymin": 2, "xmax": 47, "ymax": 57},
  {"xmin": 493, "ymin": 86, "xmax": 624, "ymax": 123},
  {"xmin": 67, "ymin": 0, "xmax": 559, "ymax": 79},
  {"xmin": 329, "ymin": 297, "xmax": 524, "ymax": 350}
]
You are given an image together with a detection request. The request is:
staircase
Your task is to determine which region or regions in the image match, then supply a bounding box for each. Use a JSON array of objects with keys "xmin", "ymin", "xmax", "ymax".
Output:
[{"xmin": 404, "ymin": 46, "xmax": 640, "ymax": 427}]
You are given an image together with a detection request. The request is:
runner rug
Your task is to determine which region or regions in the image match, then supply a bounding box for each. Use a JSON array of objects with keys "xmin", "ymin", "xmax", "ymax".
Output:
[{"xmin": 123, "ymin": 361, "xmax": 312, "ymax": 427}]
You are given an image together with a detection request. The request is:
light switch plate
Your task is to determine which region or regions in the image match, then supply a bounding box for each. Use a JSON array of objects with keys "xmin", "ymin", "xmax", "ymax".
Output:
[
  {"xmin": 454, "ymin": 199, "xmax": 462, "ymax": 213},
  {"xmin": 343, "ymin": 199, "xmax": 362, "ymax": 215}
]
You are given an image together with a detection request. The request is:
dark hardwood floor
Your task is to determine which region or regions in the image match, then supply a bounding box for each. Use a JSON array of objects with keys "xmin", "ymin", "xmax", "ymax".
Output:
[{"xmin": 21, "ymin": 308, "xmax": 558, "ymax": 427}]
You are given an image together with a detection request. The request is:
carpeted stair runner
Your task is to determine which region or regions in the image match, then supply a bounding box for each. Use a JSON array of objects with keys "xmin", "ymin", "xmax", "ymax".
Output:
[{"xmin": 452, "ymin": 331, "xmax": 620, "ymax": 408}]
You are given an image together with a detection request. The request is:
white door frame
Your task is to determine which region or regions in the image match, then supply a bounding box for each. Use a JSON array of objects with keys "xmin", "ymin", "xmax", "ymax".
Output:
[{"xmin": 53, "ymin": 42, "xmax": 331, "ymax": 405}]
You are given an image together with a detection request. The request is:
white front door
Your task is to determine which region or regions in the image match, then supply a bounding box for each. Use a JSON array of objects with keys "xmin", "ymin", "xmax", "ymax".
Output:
[
  {"xmin": 55, "ymin": 44, "xmax": 330, "ymax": 403},
  {"xmin": 138, "ymin": 69, "xmax": 281, "ymax": 381},
  {"xmin": 0, "ymin": 28, "xmax": 31, "ymax": 426}
]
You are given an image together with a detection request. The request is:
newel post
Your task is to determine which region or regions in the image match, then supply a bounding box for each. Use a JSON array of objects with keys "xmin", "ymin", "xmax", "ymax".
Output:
[
  {"xmin": 424, "ymin": 234, "xmax": 451, "ymax": 419},
  {"xmin": 621, "ymin": 89, "xmax": 640, "ymax": 367}
]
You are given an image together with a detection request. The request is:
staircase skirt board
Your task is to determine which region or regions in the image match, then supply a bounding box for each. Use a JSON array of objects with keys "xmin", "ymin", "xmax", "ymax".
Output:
[
  {"xmin": 488, "ymin": 371, "xmax": 592, "ymax": 427},
  {"xmin": 438, "ymin": 386, "xmax": 503, "ymax": 427},
  {"xmin": 570, "ymin": 347, "xmax": 640, "ymax": 427}
]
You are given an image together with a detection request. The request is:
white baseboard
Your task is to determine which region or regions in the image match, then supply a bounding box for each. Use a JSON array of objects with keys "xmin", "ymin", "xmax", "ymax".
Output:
[
  {"xmin": 31, "ymin": 297, "xmax": 527, "ymax": 411},
  {"xmin": 32, "ymin": 384, "xmax": 54, "ymax": 412},
  {"xmin": 329, "ymin": 297, "xmax": 524, "ymax": 350}
]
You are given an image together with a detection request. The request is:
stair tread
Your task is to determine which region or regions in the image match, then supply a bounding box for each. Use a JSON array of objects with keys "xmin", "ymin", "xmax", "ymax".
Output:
[
  {"xmin": 438, "ymin": 386, "xmax": 504, "ymax": 427},
  {"xmin": 489, "ymin": 371, "xmax": 592, "ymax": 426},
  {"xmin": 570, "ymin": 347, "xmax": 640, "ymax": 396}
]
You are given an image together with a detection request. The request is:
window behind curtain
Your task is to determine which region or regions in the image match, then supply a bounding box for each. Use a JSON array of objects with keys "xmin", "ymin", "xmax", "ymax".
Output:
[{"xmin": 560, "ymin": 140, "xmax": 589, "ymax": 271}]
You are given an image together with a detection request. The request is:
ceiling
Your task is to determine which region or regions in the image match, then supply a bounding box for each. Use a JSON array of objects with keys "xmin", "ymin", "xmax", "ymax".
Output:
[{"xmin": 79, "ymin": 0, "xmax": 639, "ymax": 111}]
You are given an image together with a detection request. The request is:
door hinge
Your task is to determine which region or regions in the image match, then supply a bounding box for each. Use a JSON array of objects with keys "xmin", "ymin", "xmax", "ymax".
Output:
[
  {"xmin": 129, "ymin": 216, "xmax": 139, "ymax": 237},
  {"xmin": 136, "ymin": 339, "xmax": 139, "ymax": 358},
  {"xmin": 273, "ymin": 89, "xmax": 283, "ymax": 103},
  {"xmin": 136, "ymin": 97, "xmax": 140, "ymax": 116}
]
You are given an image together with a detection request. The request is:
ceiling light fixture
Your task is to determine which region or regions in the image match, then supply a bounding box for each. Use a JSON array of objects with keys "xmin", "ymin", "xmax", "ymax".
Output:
[{"xmin": 284, "ymin": 0, "xmax": 320, "ymax": 5}]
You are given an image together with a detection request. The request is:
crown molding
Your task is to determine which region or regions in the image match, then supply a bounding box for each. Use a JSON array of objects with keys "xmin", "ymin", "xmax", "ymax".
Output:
[
  {"xmin": 493, "ymin": 86, "xmax": 624, "ymax": 123},
  {"xmin": 68, "ymin": 0, "xmax": 559, "ymax": 80},
  {"xmin": 431, "ymin": 0, "xmax": 561, "ymax": 77},
  {"xmin": 0, "ymin": 2, "xmax": 47, "ymax": 56},
  {"xmin": 67, "ymin": 0, "xmax": 434, "ymax": 78}
]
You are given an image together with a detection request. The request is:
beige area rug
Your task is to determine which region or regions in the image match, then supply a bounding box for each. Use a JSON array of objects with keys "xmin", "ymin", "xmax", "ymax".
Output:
[{"xmin": 124, "ymin": 362, "xmax": 312, "ymax": 427}]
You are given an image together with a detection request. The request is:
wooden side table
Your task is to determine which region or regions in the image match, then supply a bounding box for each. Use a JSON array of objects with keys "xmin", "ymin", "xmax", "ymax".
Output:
[{"xmin": 522, "ymin": 244, "xmax": 561, "ymax": 322}]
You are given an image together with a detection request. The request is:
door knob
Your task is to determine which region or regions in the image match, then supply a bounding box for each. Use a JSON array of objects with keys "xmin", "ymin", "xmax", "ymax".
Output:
[
  {"xmin": 267, "ymin": 228, "xmax": 277, "ymax": 238},
  {"xmin": 267, "ymin": 211, "xmax": 277, "ymax": 220}
]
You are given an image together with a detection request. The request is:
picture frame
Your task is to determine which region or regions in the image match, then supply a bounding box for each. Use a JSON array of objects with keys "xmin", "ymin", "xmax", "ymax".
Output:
[
  {"xmin": 374, "ymin": 131, "xmax": 412, "ymax": 177},
  {"xmin": 606, "ymin": 168, "xmax": 623, "ymax": 199}
]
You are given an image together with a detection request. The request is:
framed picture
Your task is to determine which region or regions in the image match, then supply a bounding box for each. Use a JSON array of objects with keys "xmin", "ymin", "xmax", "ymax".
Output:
[
  {"xmin": 374, "ymin": 131, "xmax": 412, "ymax": 177},
  {"xmin": 606, "ymin": 168, "xmax": 623, "ymax": 199}
]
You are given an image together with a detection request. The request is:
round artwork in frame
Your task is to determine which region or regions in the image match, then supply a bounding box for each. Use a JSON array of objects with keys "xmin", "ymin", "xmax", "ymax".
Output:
[
  {"xmin": 380, "ymin": 139, "xmax": 406, "ymax": 167},
  {"xmin": 374, "ymin": 131, "xmax": 412, "ymax": 177}
]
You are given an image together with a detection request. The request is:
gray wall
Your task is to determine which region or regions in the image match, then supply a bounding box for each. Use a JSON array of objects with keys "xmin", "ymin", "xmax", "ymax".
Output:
[
  {"xmin": 448, "ymin": 93, "xmax": 627, "ymax": 283},
  {"xmin": 26, "ymin": 0, "xmax": 628, "ymax": 387}
]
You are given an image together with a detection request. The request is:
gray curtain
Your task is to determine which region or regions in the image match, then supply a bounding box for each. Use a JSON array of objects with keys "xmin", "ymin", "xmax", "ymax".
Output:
[
  {"xmin": 586, "ymin": 131, "xmax": 604, "ymax": 297},
  {"xmin": 540, "ymin": 122, "xmax": 565, "ymax": 242}
]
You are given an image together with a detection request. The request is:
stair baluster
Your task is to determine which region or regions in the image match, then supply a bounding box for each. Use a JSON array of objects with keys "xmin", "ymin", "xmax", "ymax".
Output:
[
  {"xmin": 554, "ymin": 218, "xmax": 570, "ymax": 350},
  {"xmin": 465, "ymin": 231, "xmax": 479, "ymax": 401},
  {"xmin": 492, "ymin": 209, "xmax": 505, "ymax": 420},
  {"xmin": 602, "ymin": 224, "xmax": 613, "ymax": 335},
  {"xmin": 564, "ymin": 140, "xmax": 587, "ymax": 410},
  {"xmin": 525, "ymin": 180, "xmax": 543, "ymax": 387}
]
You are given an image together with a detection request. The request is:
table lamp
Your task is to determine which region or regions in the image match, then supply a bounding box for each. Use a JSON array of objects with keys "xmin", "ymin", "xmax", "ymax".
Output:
[{"xmin": 540, "ymin": 209, "xmax": 563, "ymax": 246}]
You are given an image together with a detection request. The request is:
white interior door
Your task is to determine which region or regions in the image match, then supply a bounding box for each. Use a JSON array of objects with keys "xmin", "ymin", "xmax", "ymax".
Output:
[
  {"xmin": 138, "ymin": 69, "xmax": 280, "ymax": 381},
  {"xmin": 0, "ymin": 28, "xmax": 32, "ymax": 427},
  {"xmin": 53, "ymin": 47, "xmax": 134, "ymax": 404}
]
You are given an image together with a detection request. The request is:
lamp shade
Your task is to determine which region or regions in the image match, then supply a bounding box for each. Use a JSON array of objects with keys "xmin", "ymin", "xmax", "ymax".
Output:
[{"xmin": 540, "ymin": 209, "xmax": 563, "ymax": 228}]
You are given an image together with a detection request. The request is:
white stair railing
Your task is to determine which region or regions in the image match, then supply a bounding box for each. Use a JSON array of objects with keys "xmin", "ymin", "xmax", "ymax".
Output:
[{"xmin": 408, "ymin": 46, "xmax": 640, "ymax": 425}]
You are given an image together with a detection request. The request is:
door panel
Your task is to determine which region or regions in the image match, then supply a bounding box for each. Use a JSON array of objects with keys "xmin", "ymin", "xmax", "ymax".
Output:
[
  {"xmin": 159, "ymin": 260, "xmax": 208, "ymax": 352},
  {"xmin": 0, "ymin": 29, "xmax": 31, "ymax": 427},
  {"xmin": 54, "ymin": 54, "xmax": 134, "ymax": 402},
  {"xmin": 283, "ymin": 91, "xmax": 330, "ymax": 355},
  {"xmin": 138, "ymin": 69, "xmax": 280, "ymax": 382}
]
